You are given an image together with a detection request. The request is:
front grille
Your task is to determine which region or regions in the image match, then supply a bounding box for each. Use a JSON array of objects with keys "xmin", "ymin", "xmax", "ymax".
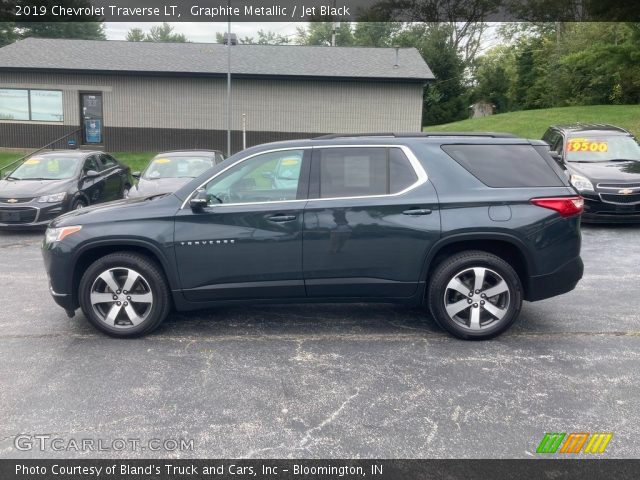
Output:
[
  {"xmin": 0, "ymin": 206, "xmax": 38, "ymax": 223},
  {"xmin": 0, "ymin": 197, "xmax": 34, "ymax": 204},
  {"xmin": 600, "ymin": 193, "xmax": 640, "ymax": 205}
]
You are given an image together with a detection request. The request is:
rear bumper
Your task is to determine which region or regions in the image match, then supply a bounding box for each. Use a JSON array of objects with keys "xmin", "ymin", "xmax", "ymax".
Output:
[{"xmin": 526, "ymin": 256, "xmax": 583, "ymax": 302}]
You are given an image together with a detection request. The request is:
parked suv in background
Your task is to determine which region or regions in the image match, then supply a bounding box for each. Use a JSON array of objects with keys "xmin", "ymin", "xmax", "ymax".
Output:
[
  {"xmin": 42, "ymin": 133, "xmax": 583, "ymax": 340},
  {"xmin": 542, "ymin": 124, "xmax": 640, "ymax": 223}
]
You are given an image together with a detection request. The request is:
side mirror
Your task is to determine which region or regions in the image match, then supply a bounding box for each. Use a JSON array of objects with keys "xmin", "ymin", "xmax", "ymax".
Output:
[
  {"xmin": 132, "ymin": 171, "xmax": 141, "ymax": 179},
  {"xmin": 550, "ymin": 151, "xmax": 563, "ymax": 163},
  {"xmin": 84, "ymin": 170, "xmax": 100, "ymax": 178},
  {"xmin": 189, "ymin": 189, "xmax": 209, "ymax": 212}
]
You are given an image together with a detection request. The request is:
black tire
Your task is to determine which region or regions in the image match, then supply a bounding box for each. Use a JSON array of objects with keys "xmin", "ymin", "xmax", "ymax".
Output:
[
  {"xmin": 78, "ymin": 252, "xmax": 170, "ymax": 337},
  {"xmin": 427, "ymin": 250, "xmax": 523, "ymax": 340},
  {"xmin": 71, "ymin": 198, "xmax": 86, "ymax": 210}
]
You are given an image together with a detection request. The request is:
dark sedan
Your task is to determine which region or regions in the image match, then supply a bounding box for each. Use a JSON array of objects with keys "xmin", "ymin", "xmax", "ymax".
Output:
[
  {"xmin": 0, "ymin": 150, "xmax": 132, "ymax": 229},
  {"xmin": 543, "ymin": 124, "xmax": 640, "ymax": 223},
  {"xmin": 128, "ymin": 150, "xmax": 224, "ymax": 198}
]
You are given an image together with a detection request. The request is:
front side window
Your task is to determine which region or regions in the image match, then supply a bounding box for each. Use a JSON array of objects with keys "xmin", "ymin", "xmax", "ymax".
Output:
[
  {"xmin": 317, "ymin": 147, "xmax": 418, "ymax": 198},
  {"xmin": 0, "ymin": 89, "xmax": 63, "ymax": 122},
  {"xmin": 99, "ymin": 154, "xmax": 117, "ymax": 169},
  {"xmin": 83, "ymin": 156, "xmax": 101, "ymax": 173},
  {"xmin": 203, "ymin": 150, "xmax": 305, "ymax": 205}
]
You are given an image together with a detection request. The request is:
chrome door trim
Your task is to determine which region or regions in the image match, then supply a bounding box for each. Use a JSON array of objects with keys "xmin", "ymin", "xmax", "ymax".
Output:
[{"xmin": 180, "ymin": 144, "xmax": 428, "ymax": 210}]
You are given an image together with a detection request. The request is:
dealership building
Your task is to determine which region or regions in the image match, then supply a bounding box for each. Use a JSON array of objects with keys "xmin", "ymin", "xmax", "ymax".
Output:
[{"xmin": 0, "ymin": 38, "xmax": 433, "ymax": 153}]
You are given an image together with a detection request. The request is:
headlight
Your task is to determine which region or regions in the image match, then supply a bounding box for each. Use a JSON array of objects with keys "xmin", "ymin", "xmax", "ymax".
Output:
[
  {"xmin": 45, "ymin": 225, "xmax": 82, "ymax": 243},
  {"xmin": 37, "ymin": 192, "xmax": 67, "ymax": 203},
  {"xmin": 570, "ymin": 174, "xmax": 594, "ymax": 192}
]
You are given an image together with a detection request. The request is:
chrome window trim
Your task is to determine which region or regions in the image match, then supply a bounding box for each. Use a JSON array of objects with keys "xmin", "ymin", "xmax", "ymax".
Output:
[{"xmin": 180, "ymin": 144, "xmax": 428, "ymax": 210}]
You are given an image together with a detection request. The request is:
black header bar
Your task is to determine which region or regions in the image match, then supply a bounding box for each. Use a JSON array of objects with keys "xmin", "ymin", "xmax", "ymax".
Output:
[{"xmin": 2, "ymin": 0, "xmax": 640, "ymax": 22}]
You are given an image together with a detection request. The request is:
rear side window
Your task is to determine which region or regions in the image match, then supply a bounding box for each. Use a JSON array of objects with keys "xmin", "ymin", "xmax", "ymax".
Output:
[
  {"xmin": 441, "ymin": 144, "xmax": 564, "ymax": 187},
  {"xmin": 317, "ymin": 147, "xmax": 418, "ymax": 198}
]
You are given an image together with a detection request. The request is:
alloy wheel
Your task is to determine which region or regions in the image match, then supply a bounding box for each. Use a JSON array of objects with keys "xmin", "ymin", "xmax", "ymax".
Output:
[
  {"xmin": 89, "ymin": 267, "xmax": 153, "ymax": 329},
  {"xmin": 443, "ymin": 267, "xmax": 511, "ymax": 331}
]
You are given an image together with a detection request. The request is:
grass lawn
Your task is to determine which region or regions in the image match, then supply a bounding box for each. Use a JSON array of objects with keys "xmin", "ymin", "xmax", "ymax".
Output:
[{"xmin": 424, "ymin": 105, "xmax": 640, "ymax": 139}]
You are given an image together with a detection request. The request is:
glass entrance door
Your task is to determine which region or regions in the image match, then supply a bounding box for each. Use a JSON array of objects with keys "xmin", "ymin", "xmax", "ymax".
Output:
[{"xmin": 80, "ymin": 93, "xmax": 103, "ymax": 145}]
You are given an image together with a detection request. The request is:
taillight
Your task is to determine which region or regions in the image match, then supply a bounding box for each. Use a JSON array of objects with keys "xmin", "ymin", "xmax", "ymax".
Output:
[{"xmin": 530, "ymin": 196, "xmax": 584, "ymax": 217}]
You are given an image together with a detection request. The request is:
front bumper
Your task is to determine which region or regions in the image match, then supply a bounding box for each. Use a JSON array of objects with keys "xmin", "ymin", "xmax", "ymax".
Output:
[
  {"xmin": 48, "ymin": 283, "xmax": 75, "ymax": 311},
  {"xmin": 526, "ymin": 256, "xmax": 584, "ymax": 302},
  {"xmin": 581, "ymin": 194, "xmax": 640, "ymax": 223},
  {"xmin": 0, "ymin": 202, "xmax": 66, "ymax": 230}
]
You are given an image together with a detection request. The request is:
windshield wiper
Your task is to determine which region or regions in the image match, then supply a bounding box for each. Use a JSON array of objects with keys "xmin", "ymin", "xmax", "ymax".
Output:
[{"xmin": 5, "ymin": 175, "xmax": 20, "ymax": 180}]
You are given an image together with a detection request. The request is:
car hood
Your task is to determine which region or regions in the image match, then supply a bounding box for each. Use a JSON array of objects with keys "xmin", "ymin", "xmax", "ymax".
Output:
[
  {"xmin": 130, "ymin": 177, "xmax": 193, "ymax": 198},
  {"xmin": 568, "ymin": 160, "xmax": 640, "ymax": 184},
  {"xmin": 0, "ymin": 178, "xmax": 74, "ymax": 198},
  {"xmin": 50, "ymin": 193, "xmax": 180, "ymax": 227}
]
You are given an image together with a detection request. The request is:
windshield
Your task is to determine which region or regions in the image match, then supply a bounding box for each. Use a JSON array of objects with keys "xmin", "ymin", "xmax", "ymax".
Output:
[
  {"xmin": 10, "ymin": 155, "xmax": 79, "ymax": 180},
  {"xmin": 565, "ymin": 135, "xmax": 640, "ymax": 162},
  {"xmin": 143, "ymin": 156, "xmax": 214, "ymax": 180}
]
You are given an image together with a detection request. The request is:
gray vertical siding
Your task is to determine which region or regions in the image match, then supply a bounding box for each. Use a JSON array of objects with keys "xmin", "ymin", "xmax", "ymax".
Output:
[{"xmin": 0, "ymin": 71, "xmax": 425, "ymax": 151}]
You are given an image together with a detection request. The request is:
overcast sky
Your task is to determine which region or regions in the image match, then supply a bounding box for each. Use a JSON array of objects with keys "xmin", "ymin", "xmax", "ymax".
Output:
[
  {"xmin": 104, "ymin": 22, "xmax": 502, "ymax": 54},
  {"xmin": 105, "ymin": 22, "xmax": 300, "ymax": 43}
]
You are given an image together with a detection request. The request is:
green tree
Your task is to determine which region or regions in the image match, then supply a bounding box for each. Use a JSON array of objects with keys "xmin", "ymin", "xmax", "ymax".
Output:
[
  {"xmin": 352, "ymin": 22, "xmax": 401, "ymax": 47},
  {"xmin": 144, "ymin": 23, "xmax": 187, "ymax": 42},
  {"xmin": 125, "ymin": 28, "xmax": 146, "ymax": 42},
  {"xmin": 0, "ymin": 22, "xmax": 19, "ymax": 47},
  {"xmin": 240, "ymin": 30, "xmax": 291, "ymax": 45},
  {"xmin": 295, "ymin": 21, "xmax": 354, "ymax": 46},
  {"xmin": 472, "ymin": 46, "xmax": 515, "ymax": 112},
  {"xmin": 395, "ymin": 23, "xmax": 468, "ymax": 126}
]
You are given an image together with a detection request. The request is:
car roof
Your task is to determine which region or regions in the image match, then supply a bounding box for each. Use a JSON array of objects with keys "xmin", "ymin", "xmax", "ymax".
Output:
[
  {"xmin": 32, "ymin": 149, "xmax": 101, "ymax": 157},
  {"xmin": 549, "ymin": 123, "xmax": 631, "ymax": 136},
  {"xmin": 231, "ymin": 133, "xmax": 539, "ymax": 154},
  {"xmin": 155, "ymin": 150, "xmax": 222, "ymax": 157}
]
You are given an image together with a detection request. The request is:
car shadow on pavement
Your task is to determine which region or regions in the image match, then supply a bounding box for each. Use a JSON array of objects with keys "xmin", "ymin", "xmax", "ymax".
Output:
[{"xmin": 155, "ymin": 303, "xmax": 444, "ymax": 339}]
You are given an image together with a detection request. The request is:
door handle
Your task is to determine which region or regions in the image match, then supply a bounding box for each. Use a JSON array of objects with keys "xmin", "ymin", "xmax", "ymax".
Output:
[
  {"xmin": 402, "ymin": 208, "xmax": 432, "ymax": 216},
  {"xmin": 267, "ymin": 214, "xmax": 297, "ymax": 222}
]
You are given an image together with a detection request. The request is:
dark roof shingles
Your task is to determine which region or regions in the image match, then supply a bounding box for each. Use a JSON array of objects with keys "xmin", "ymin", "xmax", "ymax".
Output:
[{"xmin": 0, "ymin": 38, "xmax": 434, "ymax": 80}]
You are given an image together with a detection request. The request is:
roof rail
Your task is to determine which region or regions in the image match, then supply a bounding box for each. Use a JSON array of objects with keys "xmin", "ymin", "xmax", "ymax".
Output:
[{"xmin": 312, "ymin": 132, "xmax": 517, "ymax": 140}]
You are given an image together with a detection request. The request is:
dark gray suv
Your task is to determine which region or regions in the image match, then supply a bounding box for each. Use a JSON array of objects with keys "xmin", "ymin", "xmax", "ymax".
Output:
[{"xmin": 42, "ymin": 133, "xmax": 584, "ymax": 340}]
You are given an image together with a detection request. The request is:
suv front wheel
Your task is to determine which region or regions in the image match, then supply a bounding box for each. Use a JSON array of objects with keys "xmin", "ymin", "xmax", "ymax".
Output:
[
  {"xmin": 78, "ymin": 252, "xmax": 171, "ymax": 337},
  {"xmin": 428, "ymin": 251, "xmax": 523, "ymax": 340}
]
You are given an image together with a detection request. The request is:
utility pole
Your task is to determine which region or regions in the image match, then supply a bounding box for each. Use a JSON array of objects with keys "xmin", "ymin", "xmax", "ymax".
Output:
[{"xmin": 226, "ymin": 0, "xmax": 231, "ymax": 156}]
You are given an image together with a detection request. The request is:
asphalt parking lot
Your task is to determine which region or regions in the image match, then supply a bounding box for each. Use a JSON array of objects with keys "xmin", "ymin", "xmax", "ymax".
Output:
[{"xmin": 0, "ymin": 224, "xmax": 638, "ymax": 459}]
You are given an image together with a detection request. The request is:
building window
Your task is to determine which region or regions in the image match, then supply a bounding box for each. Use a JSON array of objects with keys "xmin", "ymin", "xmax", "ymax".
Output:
[{"xmin": 0, "ymin": 88, "xmax": 63, "ymax": 122}]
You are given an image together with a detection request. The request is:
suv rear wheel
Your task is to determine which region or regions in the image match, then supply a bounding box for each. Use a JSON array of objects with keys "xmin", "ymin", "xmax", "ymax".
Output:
[
  {"xmin": 78, "ymin": 252, "xmax": 170, "ymax": 337},
  {"xmin": 428, "ymin": 251, "xmax": 523, "ymax": 340}
]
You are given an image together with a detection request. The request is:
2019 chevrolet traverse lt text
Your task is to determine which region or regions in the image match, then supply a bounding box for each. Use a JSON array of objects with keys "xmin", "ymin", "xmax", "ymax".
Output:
[{"xmin": 42, "ymin": 134, "xmax": 584, "ymax": 340}]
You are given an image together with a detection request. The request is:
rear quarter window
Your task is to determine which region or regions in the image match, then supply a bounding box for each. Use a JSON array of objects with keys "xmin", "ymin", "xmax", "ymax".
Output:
[{"xmin": 441, "ymin": 144, "xmax": 564, "ymax": 187}]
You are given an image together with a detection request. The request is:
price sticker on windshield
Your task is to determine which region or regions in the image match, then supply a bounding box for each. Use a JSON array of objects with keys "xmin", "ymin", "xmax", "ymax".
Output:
[
  {"xmin": 567, "ymin": 138, "xmax": 608, "ymax": 153},
  {"xmin": 24, "ymin": 158, "xmax": 41, "ymax": 165},
  {"xmin": 154, "ymin": 158, "xmax": 171, "ymax": 164}
]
